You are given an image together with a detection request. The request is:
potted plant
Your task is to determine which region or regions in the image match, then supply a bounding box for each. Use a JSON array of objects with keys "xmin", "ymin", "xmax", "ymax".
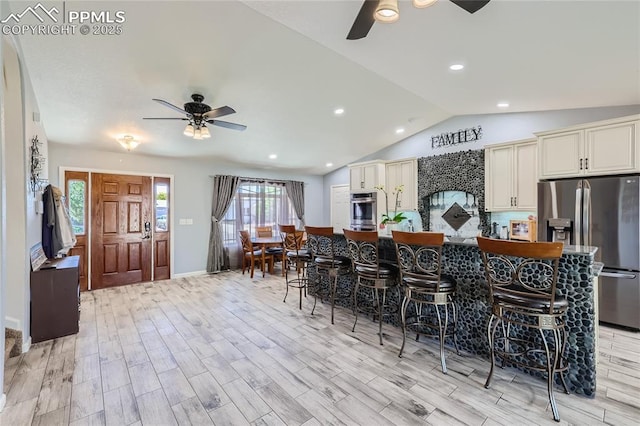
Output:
[{"xmin": 375, "ymin": 184, "xmax": 407, "ymax": 233}]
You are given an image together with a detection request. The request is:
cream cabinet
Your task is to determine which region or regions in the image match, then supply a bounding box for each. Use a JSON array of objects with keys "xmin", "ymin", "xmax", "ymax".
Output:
[
  {"xmin": 385, "ymin": 158, "xmax": 418, "ymax": 211},
  {"xmin": 485, "ymin": 139, "xmax": 538, "ymax": 211},
  {"xmin": 537, "ymin": 115, "xmax": 639, "ymax": 179},
  {"xmin": 349, "ymin": 160, "xmax": 385, "ymax": 193}
]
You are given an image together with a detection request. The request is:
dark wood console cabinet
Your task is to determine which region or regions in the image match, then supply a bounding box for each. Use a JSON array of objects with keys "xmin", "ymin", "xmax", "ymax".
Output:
[{"xmin": 30, "ymin": 255, "xmax": 80, "ymax": 343}]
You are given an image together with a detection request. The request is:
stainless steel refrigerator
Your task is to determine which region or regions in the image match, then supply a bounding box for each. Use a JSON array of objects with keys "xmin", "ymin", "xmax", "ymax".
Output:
[{"xmin": 538, "ymin": 175, "xmax": 640, "ymax": 330}]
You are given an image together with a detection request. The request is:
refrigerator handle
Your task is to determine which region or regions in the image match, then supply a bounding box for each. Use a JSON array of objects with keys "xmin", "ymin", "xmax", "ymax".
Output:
[
  {"xmin": 575, "ymin": 186, "xmax": 582, "ymax": 246},
  {"xmin": 583, "ymin": 186, "xmax": 591, "ymax": 246}
]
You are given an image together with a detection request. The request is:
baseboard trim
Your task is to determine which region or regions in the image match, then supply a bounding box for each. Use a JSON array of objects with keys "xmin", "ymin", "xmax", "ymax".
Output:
[
  {"xmin": 0, "ymin": 393, "xmax": 6, "ymax": 412},
  {"xmin": 4, "ymin": 316, "xmax": 21, "ymax": 331},
  {"xmin": 172, "ymin": 270, "xmax": 207, "ymax": 278},
  {"xmin": 22, "ymin": 336, "xmax": 31, "ymax": 353}
]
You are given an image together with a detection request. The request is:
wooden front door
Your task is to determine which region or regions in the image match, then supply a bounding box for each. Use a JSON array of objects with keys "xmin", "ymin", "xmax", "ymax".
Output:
[
  {"xmin": 91, "ymin": 173, "xmax": 152, "ymax": 289},
  {"xmin": 65, "ymin": 171, "xmax": 89, "ymax": 291}
]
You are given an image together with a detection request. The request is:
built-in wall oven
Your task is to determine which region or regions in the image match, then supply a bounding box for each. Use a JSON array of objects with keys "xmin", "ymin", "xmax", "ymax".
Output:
[{"xmin": 350, "ymin": 192, "xmax": 377, "ymax": 231}]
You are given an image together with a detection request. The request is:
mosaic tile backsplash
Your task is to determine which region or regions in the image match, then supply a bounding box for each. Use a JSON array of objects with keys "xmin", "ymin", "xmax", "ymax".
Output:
[
  {"xmin": 427, "ymin": 190, "xmax": 481, "ymax": 238},
  {"xmin": 417, "ymin": 150, "xmax": 489, "ymax": 236}
]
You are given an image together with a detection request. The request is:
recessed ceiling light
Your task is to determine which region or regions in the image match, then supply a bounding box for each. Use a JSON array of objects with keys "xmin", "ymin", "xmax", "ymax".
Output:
[
  {"xmin": 334, "ymin": 108, "xmax": 344, "ymax": 115},
  {"xmin": 449, "ymin": 64, "xmax": 464, "ymax": 71},
  {"xmin": 396, "ymin": 128, "xmax": 405, "ymax": 134},
  {"xmin": 326, "ymin": 162, "xmax": 333, "ymax": 167},
  {"xmin": 497, "ymin": 102, "xmax": 510, "ymax": 108},
  {"xmin": 269, "ymin": 154, "xmax": 277, "ymax": 159}
]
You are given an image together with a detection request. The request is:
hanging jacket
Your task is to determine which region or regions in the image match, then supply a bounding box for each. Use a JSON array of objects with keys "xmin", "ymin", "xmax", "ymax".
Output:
[
  {"xmin": 41, "ymin": 185, "xmax": 61, "ymax": 258},
  {"xmin": 52, "ymin": 186, "xmax": 77, "ymax": 254}
]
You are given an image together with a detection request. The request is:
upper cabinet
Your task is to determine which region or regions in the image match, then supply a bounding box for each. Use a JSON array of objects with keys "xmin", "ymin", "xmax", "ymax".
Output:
[
  {"xmin": 349, "ymin": 160, "xmax": 385, "ymax": 193},
  {"xmin": 537, "ymin": 115, "xmax": 639, "ymax": 180},
  {"xmin": 485, "ymin": 139, "xmax": 538, "ymax": 211},
  {"xmin": 385, "ymin": 158, "xmax": 418, "ymax": 211}
]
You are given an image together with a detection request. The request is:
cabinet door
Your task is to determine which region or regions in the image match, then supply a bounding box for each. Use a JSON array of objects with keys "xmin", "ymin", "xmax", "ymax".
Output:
[
  {"xmin": 485, "ymin": 145, "xmax": 514, "ymax": 211},
  {"xmin": 539, "ymin": 131, "xmax": 583, "ymax": 179},
  {"xmin": 385, "ymin": 162, "xmax": 401, "ymax": 207},
  {"xmin": 362, "ymin": 164, "xmax": 379, "ymax": 191},
  {"xmin": 585, "ymin": 121, "xmax": 638, "ymax": 175},
  {"xmin": 386, "ymin": 160, "xmax": 417, "ymax": 210},
  {"xmin": 350, "ymin": 166, "xmax": 364, "ymax": 191},
  {"xmin": 514, "ymin": 142, "xmax": 538, "ymax": 210}
]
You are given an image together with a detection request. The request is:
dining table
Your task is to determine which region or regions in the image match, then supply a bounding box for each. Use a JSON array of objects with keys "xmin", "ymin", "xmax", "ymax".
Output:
[{"xmin": 250, "ymin": 236, "xmax": 284, "ymax": 276}]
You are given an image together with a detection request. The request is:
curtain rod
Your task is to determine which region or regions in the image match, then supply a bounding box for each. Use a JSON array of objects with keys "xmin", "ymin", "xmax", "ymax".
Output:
[{"xmin": 209, "ymin": 175, "xmax": 305, "ymax": 185}]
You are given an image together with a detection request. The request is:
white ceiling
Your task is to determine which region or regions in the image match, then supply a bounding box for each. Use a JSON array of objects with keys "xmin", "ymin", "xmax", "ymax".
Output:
[{"xmin": 10, "ymin": 0, "xmax": 640, "ymax": 175}]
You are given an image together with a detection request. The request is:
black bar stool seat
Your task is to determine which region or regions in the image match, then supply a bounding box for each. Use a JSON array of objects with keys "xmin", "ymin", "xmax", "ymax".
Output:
[{"xmin": 402, "ymin": 274, "xmax": 456, "ymax": 291}]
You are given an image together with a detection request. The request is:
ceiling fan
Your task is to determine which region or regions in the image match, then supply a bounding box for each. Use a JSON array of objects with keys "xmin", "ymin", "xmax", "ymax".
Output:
[
  {"xmin": 347, "ymin": 0, "xmax": 490, "ymax": 40},
  {"xmin": 144, "ymin": 94, "xmax": 246, "ymax": 139}
]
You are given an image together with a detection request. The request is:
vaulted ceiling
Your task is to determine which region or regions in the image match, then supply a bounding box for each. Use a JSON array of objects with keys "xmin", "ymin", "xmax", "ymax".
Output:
[{"xmin": 10, "ymin": 0, "xmax": 640, "ymax": 174}]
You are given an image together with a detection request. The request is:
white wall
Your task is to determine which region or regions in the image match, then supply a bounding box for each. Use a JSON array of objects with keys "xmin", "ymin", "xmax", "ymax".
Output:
[
  {"xmin": 47, "ymin": 144, "xmax": 324, "ymax": 275},
  {"xmin": 323, "ymin": 104, "xmax": 640, "ymax": 221},
  {"xmin": 0, "ymin": 5, "xmax": 6, "ymax": 408},
  {"xmin": 2, "ymin": 35, "xmax": 46, "ymax": 346}
]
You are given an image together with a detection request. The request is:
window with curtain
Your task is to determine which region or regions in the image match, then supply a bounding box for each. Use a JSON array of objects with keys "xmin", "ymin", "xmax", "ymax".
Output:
[{"xmin": 221, "ymin": 180, "xmax": 299, "ymax": 245}]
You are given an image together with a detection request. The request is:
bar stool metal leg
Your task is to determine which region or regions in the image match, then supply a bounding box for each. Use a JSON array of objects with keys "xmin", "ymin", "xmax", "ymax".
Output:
[
  {"xmin": 351, "ymin": 277, "xmax": 360, "ymax": 332},
  {"xmin": 399, "ymin": 288, "xmax": 410, "ymax": 357}
]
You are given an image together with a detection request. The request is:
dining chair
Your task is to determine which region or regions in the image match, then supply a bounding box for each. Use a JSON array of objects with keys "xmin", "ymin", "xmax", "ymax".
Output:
[
  {"xmin": 256, "ymin": 225, "xmax": 284, "ymax": 273},
  {"xmin": 256, "ymin": 226, "xmax": 273, "ymax": 237},
  {"xmin": 239, "ymin": 230, "xmax": 273, "ymax": 278}
]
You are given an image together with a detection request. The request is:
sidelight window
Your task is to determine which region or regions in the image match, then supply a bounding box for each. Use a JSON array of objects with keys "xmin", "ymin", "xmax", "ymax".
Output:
[
  {"xmin": 155, "ymin": 182, "xmax": 169, "ymax": 232},
  {"xmin": 67, "ymin": 179, "xmax": 86, "ymax": 234}
]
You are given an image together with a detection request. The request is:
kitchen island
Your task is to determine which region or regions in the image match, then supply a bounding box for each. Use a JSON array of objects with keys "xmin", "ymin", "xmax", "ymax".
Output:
[{"xmin": 307, "ymin": 233, "xmax": 599, "ymax": 396}]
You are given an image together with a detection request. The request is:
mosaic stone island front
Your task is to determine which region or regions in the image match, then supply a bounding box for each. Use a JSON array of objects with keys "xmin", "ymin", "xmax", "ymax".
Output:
[{"xmin": 306, "ymin": 234, "xmax": 598, "ymax": 397}]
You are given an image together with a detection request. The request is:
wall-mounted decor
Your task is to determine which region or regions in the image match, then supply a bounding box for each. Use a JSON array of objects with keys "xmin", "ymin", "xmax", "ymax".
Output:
[
  {"xmin": 431, "ymin": 125, "xmax": 482, "ymax": 149},
  {"xmin": 29, "ymin": 135, "xmax": 46, "ymax": 192}
]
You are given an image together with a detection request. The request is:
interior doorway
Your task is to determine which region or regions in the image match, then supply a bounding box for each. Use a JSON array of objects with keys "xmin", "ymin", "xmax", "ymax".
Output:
[{"xmin": 64, "ymin": 170, "xmax": 172, "ymax": 290}]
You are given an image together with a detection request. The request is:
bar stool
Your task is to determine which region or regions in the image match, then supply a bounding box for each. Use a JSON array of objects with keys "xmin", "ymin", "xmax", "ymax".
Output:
[
  {"xmin": 477, "ymin": 237, "xmax": 569, "ymax": 422},
  {"xmin": 280, "ymin": 224, "xmax": 311, "ymax": 310},
  {"xmin": 392, "ymin": 230, "xmax": 459, "ymax": 373},
  {"xmin": 304, "ymin": 226, "xmax": 351, "ymax": 324},
  {"xmin": 344, "ymin": 229, "xmax": 398, "ymax": 345}
]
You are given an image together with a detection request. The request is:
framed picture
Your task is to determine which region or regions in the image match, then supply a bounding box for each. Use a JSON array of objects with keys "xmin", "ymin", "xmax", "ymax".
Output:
[{"xmin": 509, "ymin": 220, "xmax": 537, "ymax": 242}]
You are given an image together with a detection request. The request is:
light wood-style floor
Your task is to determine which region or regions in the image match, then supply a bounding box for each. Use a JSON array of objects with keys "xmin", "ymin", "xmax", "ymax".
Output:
[{"xmin": 2, "ymin": 271, "xmax": 639, "ymax": 425}]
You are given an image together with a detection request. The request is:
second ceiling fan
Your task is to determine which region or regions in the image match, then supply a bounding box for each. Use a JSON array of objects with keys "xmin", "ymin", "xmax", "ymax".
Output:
[{"xmin": 347, "ymin": 0, "xmax": 490, "ymax": 40}]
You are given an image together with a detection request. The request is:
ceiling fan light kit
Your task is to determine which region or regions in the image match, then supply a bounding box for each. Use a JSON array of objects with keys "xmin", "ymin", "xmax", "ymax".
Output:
[
  {"xmin": 375, "ymin": 0, "xmax": 399, "ymax": 22},
  {"xmin": 183, "ymin": 124, "xmax": 195, "ymax": 137},
  {"xmin": 413, "ymin": 0, "xmax": 438, "ymax": 8},
  {"xmin": 144, "ymin": 93, "xmax": 246, "ymax": 140}
]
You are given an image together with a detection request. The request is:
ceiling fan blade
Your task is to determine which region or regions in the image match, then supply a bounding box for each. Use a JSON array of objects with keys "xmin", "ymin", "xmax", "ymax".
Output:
[
  {"xmin": 347, "ymin": 0, "xmax": 379, "ymax": 40},
  {"xmin": 143, "ymin": 117, "xmax": 189, "ymax": 120},
  {"xmin": 207, "ymin": 120, "xmax": 247, "ymax": 131},
  {"xmin": 203, "ymin": 105, "xmax": 236, "ymax": 119},
  {"xmin": 450, "ymin": 0, "xmax": 490, "ymax": 14},
  {"xmin": 152, "ymin": 98, "xmax": 190, "ymax": 115}
]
